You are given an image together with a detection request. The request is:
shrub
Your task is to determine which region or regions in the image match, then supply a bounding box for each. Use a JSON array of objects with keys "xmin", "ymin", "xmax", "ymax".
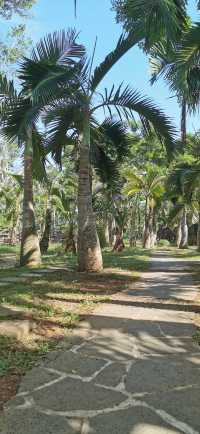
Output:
[{"xmin": 157, "ymin": 239, "xmax": 171, "ymax": 247}]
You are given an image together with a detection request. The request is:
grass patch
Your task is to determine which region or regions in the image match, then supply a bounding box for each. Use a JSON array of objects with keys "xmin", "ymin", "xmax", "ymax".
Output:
[
  {"xmin": 193, "ymin": 329, "xmax": 200, "ymax": 346},
  {"xmin": 0, "ymin": 245, "xmax": 19, "ymax": 255},
  {"xmin": 0, "ymin": 335, "xmax": 58, "ymax": 377}
]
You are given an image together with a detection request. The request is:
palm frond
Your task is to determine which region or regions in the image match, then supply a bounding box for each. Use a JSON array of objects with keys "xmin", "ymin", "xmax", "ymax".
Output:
[
  {"xmin": 95, "ymin": 84, "xmax": 176, "ymax": 157},
  {"xmin": 0, "ymin": 75, "xmax": 17, "ymax": 100},
  {"xmin": 31, "ymin": 29, "xmax": 85, "ymax": 64},
  {"xmin": 1, "ymin": 97, "xmax": 41, "ymax": 144},
  {"xmin": 113, "ymin": 0, "xmax": 188, "ymax": 46},
  {"xmin": 90, "ymin": 32, "xmax": 142, "ymax": 92},
  {"xmin": 43, "ymin": 101, "xmax": 79, "ymax": 165}
]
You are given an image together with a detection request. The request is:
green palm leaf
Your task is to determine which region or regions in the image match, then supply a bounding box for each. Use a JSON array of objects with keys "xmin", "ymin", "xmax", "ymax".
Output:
[
  {"xmin": 90, "ymin": 32, "xmax": 142, "ymax": 92},
  {"xmin": 95, "ymin": 84, "xmax": 176, "ymax": 157}
]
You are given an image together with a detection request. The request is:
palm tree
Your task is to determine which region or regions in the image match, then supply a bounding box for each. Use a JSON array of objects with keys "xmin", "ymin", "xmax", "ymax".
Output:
[
  {"xmin": 123, "ymin": 165, "xmax": 165, "ymax": 248},
  {"xmin": 168, "ymin": 160, "xmax": 200, "ymax": 250},
  {"xmin": 20, "ymin": 29, "xmax": 176, "ymax": 271},
  {"xmin": 0, "ymin": 31, "xmax": 85, "ymax": 266},
  {"xmin": 0, "ymin": 173, "xmax": 23, "ymax": 245},
  {"xmin": 0, "ymin": 79, "xmax": 43, "ymax": 266},
  {"xmin": 166, "ymin": 160, "xmax": 196, "ymax": 248}
]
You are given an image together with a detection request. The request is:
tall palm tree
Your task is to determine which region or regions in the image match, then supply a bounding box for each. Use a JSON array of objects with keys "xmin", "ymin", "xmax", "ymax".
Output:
[
  {"xmin": 19, "ymin": 29, "xmax": 176, "ymax": 271},
  {"xmin": 0, "ymin": 79, "xmax": 42, "ymax": 266},
  {"xmin": 0, "ymin": 31, "xmax": 85, "ymax": 266}
]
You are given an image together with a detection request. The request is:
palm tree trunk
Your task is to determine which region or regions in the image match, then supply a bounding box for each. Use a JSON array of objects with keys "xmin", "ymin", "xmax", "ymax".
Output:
[
  {"xmin": 112, "ymin": 227, "xmax": 125, "ymax": 252},
  {"xmin": 77, "ymin": 111, "xmax": 103, "ymax": 272},
  {"xmin": 104, "ymin": 219, "xmax": 110, "ymax": 246},
  {"xmin": 20, "ymin": 133, "xmax": 41, "ymax": 267},
  {"xmin": 176, "ymin": 219, "xmax": 182, "ymax": 248},
  {"xmin": 129, "ymin": 202, "xmax": 137, "ymax": 247},
  {"xmin": 181, "ymin": 99, "xmax": 187, "ymax": 148},
  {"xmin": 108, "ymin": 217, "xmax": 115, "ymax": 246},
  {"xmin": 40, "ymin": 202, "xmax": 52, "ymax": 255},
  {"xmin": 197, "ymin": 211, "xmax": 200, "ymax": 251},
  {"xmin": 65, "ymin": 223, "xmax": 76, "ymax": 254},
  {"xmin": 143, "ymin": 198, "xmax": 153, "ymax": 249},
  {"xmin": 180, "ymin": 208, "xmax": 188, "ymax": 248}
]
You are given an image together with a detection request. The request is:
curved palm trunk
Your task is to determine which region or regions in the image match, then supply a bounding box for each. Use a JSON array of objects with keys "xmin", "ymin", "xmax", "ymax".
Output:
[
  {"xmin": 40, "ymin": 204, "xmax": 52, "ymax": 255},
  {"xmin": 20, "ymin": 135, "xmax": 41, "ymax": 267},
  {"xmin": 180, "ymin": 208, "xmax": 188, "ymax": 248},
  {"xmin": 77, "ymin": 112, "xmax": 103, "ymax": 272}
]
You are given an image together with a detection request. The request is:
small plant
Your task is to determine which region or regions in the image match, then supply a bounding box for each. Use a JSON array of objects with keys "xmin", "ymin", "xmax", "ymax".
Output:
[
  {"xmin": 157, "ymin": 239, "xmax": 171, "ymax": 247},
  {"xmin": 193, "ymin": 329, "xmax": 200, "ymax": 346}
]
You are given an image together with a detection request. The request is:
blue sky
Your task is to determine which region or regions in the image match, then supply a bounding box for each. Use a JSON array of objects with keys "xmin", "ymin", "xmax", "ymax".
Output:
[{"xmin": 2, "ymin": 0, "xmax": 200, "ymax": 133}]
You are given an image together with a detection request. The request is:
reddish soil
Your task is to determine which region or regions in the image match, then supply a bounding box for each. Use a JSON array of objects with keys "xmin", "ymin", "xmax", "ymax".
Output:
[{"xmin": 0, "ymin": 374, "xmax": 21, "ymax": 411}]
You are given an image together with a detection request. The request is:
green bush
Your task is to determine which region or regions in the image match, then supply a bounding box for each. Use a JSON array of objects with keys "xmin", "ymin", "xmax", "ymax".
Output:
[{"xmin": 157, "ymin": 239, "xmax": 171, "ymax": 247}]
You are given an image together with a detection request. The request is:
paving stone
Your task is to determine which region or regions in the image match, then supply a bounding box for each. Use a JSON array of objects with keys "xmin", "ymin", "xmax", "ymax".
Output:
[
  {"xmin": 33, "ymin": 377, "xmax": 125, "ymax": 411},
  {"xmin": 45, "ymin": 351, "xmax": 106, "ymax": 377},
  {"xmin": 78, "ymin": 336, "xmax": 134, "ymax": 361},
  {"xmin": 145, "ymin": 387, "xmax": 200, "ymax": 433},
  {"xmin": 126, "ymin": 358, "xmax": 200, "ymax": 394},
  {"xmin": 88, "ymin": 407, "xmax": 182, "ymax": 434},
  {"xmin": 19, "ymin": 368, "xmax": 60, "ymax": 393},
  {"xmin": 95, "ymin": 362, "xmax": 128, "ymax": 387},
  {"xmin": 2, "ymin": 409, "xmax": 82, "ymax": 434}
]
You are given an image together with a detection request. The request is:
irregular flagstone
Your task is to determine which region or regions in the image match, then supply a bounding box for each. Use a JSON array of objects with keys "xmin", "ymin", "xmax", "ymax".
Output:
[
  {"xmin": 45, "ymin": 351, "xmax": 107, "ymax": 377},
  {"xmin": 95, "ymin": 361, "xmax": 128, "ymax": 387},
  {"xmin": 18, "ymin": 367, "xmax": 61, "ymax": 394},
  {"xmin": 126, "ymin": 357, "xmax": 200, "ymax": 394},
  {"xmin": 33, "ymin": 378, "xmax": 125, "ymax": 412},
  {"xmin": 145, "ymin": 387, "xmax": 200, "ymax": 433},
  {"xmin": 2, "ymin": 409, "xmax": 82, "ymax": 434},
  {"xmin": 87, "ymin": 407, "xmax": 185, "ymax": 434}
]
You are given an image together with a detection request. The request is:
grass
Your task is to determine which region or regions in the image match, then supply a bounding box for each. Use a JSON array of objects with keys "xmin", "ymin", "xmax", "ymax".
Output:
[
  {"xmin": 0, "ymin": 244, "xmax": 150, "ymax": 380},
  {"xmin": 0, "ymin": 335, "xmax": 58, "ymax": 377}
]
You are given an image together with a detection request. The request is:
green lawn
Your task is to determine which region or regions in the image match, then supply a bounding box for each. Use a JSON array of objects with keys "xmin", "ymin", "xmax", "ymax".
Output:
[{"xmin": 0, "ymin": 244, "xmax": 150, "ymax": 380}]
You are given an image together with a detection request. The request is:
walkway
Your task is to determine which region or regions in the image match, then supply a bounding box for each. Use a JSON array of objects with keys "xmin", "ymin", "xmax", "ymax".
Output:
[{"xmin": 1, "ymin": 251, "xmax": 200, "ymax": 434}]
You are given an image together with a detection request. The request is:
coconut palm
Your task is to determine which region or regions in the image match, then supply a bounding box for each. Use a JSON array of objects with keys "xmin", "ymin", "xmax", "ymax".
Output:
[{"xmin": 19, "ymin": 29, "xmax": 176, "ymax": 271}]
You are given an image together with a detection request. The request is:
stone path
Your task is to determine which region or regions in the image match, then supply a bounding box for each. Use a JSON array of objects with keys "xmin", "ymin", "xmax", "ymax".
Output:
[{"xmin": 1, "ymin": 251, "xmax": 200, "ymax": 434}]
